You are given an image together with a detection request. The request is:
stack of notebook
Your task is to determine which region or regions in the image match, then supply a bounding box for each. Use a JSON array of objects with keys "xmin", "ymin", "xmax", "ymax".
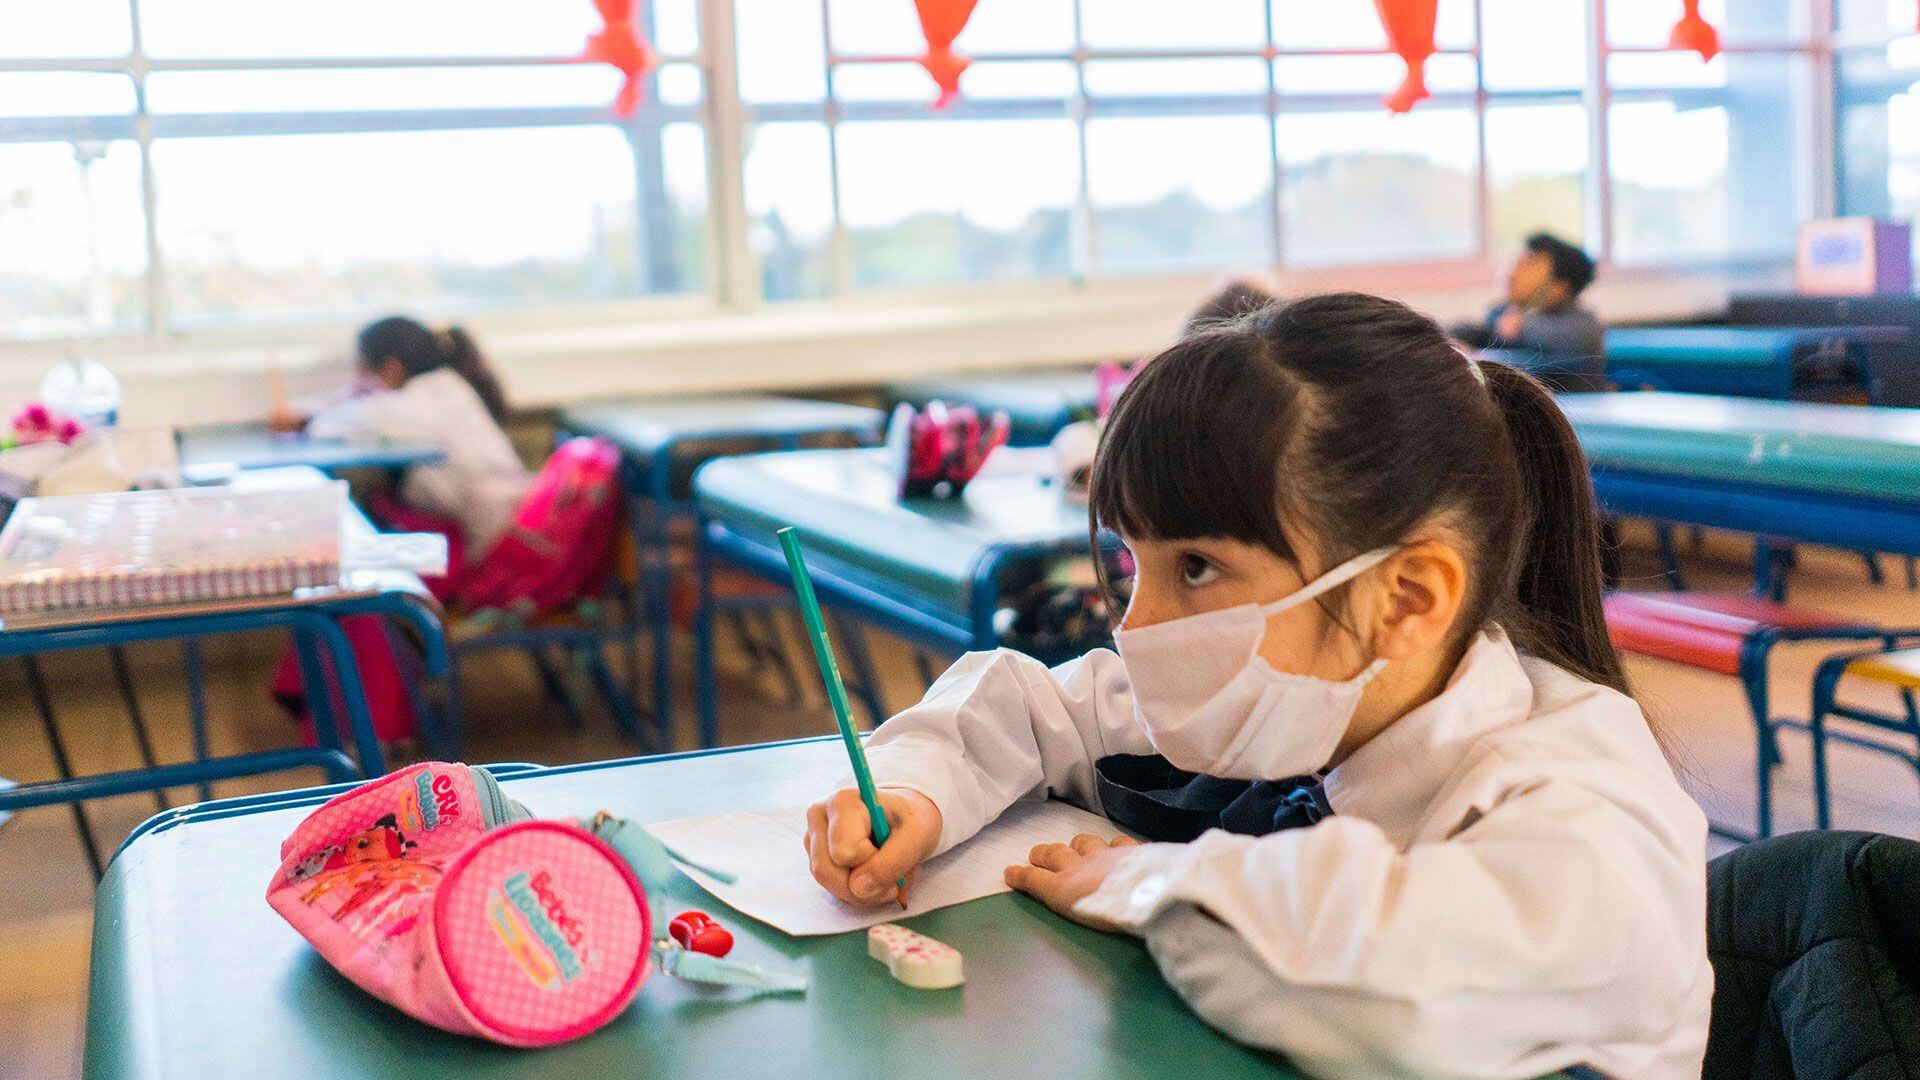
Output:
[{"xmin": 0, "ymin": 482, "xmax": 348, "ymax": 628}]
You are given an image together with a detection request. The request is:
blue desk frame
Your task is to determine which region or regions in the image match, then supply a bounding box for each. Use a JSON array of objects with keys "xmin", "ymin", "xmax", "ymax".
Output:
[
  {"xmin": 0, "ymin": 581, "xmax": 446, "ymax": 878},
  {"xmin": 694, "ymin": 521, "xmax": 1099, "ymax": 748},
  {"xmin": 560, "ymin": 402, "xmax": 884, "ymax": 742}
]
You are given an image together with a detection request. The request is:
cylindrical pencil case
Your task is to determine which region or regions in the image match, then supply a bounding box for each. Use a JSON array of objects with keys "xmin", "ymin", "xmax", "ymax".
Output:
[{"xmin": 266, "ymin": 762, "xmax": 652, "ymax": 1047}]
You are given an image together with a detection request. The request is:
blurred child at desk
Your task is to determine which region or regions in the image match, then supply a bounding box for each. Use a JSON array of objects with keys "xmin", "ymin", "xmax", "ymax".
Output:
[
  {"xmin": 1455, "ymin": 232, "xmax": 1604, "ymax": 360},
  {"xmin": 275, "ymin": 316, "xmax": 531, "ymax": 563}
]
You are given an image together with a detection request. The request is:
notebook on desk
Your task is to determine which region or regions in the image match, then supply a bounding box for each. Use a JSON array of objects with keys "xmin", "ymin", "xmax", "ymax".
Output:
[{"xmin": 0, "ymin": 482, "xmax": 349, "ymax": 627}]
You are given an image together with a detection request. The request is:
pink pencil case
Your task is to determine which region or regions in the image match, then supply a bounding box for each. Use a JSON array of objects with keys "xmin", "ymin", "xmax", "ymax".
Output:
[{"xmin": 267, "ymin": 762, "xmax": 651, "ymax": 1047}]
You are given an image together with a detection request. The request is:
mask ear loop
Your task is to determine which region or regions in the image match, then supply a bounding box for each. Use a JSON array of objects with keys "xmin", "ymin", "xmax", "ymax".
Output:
[{"xmin": 1258, "ymin": 546, "xmax": 1399, "ymax": 679}]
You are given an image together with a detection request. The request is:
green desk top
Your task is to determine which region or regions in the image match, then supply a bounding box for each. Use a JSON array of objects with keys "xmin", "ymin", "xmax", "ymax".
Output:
[
  {"xmin": 694, "ymin": 447, "xmax": 1093, "ymax": 612},
  {"xmin": 884, "ymin": 369, "xmax": 1099, "ymax": 446},
  {"xmin": 176, "ymin": 422, "xmax": 446, "ymax": 478},
  {"xmin": 558, "ymin": 395, "xmax": 884, "ymax": 463},
  {"xmin": 1560, "ymin": 392, "xmax": 1920, "ymax": 501},
  {"xmin": 85, "ymin": 739, "xmax": 1288, "ymax": 1080},
  {"xmin": 1603, "ymin": 327, "xmax": 1801, "ymax": 367}
]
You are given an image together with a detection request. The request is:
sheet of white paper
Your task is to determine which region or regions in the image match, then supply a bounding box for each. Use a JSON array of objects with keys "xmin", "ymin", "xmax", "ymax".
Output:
[{"xmin": 647, "ymin": 799, "xmax": 1131, "ymax": 936}]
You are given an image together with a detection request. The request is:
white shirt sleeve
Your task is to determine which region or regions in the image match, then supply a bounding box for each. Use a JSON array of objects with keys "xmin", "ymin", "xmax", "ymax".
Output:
[
  {"xmin": 306, "ymin": 390, "xmax": 405, "ymax": 442},
  {"xmin": 858, "ymin": 648, "xmax": 1156, "ymax": 855},
  {"xmin": 1074, "ymin": 777, "xmax": 1707, "ymax": 1080}
]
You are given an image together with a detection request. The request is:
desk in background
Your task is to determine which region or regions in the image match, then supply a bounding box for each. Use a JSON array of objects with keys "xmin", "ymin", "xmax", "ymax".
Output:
[
  {"xmin": 558, "ymin": 395, "xmax": 886, "ymax": 738},
  {"xmin": 1562, "ymin": 392, "xmax": 1920, "ymax": 594},
  {"xmin": 0, "ymin": 466, "xmax": 446, "ymax": 877},
  {"xmin": 883, "ymin": 368, "xmax": 1098, "ymax": 447},
  {"xmin": 693, "ymin": 446, "xmax": 1094, "ymax": 745},
  {"xmin": 1602, "ymin": 326, "xmax": 1912, "ymax": 404},
  {"xmin": 85, "ymin": 738, "xmax": 1287, "ymax": 1080},
  {"xmin": 176, "ymin": 422, "xmax": 446, "ymax": 480}
]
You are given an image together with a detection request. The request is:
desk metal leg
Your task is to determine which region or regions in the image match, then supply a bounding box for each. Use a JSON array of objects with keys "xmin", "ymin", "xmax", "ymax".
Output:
[
  {"xmin": 645, "ymin": 460, "xmax": 678, "ymax": 744},
  {"xmin": 752, "ymin": 610, "xmax": 806, "ymax": 704},
  {"xmin": 694, "ymin": 519, "xmax": 717, "ymax": 749},
  {"xmin": 22, "ymin": 658, "xmax": 104, "ymax": 880},
  {"xmin": 182, "ymin": 638, "xmax": 212, "ymax": 801},
  {"xmin": 529, "ymin": 646, "xmax": 586, "ymax": 730},
  {"xmin": 308, "ymin": 617, "xmax": 385, "ymax": 776},
  {"xmin": 108, "ymin": 647, "xmax": 169, "ymax": 815},
  {"xmin": 832, "ymin": 612, "xmax": 887, "ymax": 727}
]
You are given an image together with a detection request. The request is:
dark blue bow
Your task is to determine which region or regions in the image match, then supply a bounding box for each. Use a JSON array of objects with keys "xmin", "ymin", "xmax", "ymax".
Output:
[{"xmin": 1094, "ymin": 754, "xmax": 1333, "ymax": 843}]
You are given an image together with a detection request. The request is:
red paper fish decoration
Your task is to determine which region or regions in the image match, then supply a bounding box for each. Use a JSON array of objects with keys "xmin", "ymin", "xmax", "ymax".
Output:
[
  {"xmin": 914, "ymin": 0, "xmax": 982, "ymax": 108},
  {"xmin": 1372, "ymin": 0, "xmax": 1439, "ymax": 113},
  {"xmin": 1667, "ymin": 0, "xmax": 1721, "ymax": 61},
  {"xmin": 583, "ymin": 0, "xmax": 659, "ymax": 116}
]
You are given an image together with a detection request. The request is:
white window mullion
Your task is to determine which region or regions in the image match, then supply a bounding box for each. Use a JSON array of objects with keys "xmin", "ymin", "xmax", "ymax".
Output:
[{"xmin": 698, "ymin": 0, "xmax": 758, "ymax": 309}]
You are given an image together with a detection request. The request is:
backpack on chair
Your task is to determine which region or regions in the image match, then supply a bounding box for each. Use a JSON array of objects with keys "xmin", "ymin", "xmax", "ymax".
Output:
[
  {"xmin": 460, "ymin": 437, "xmax": 622, "ymax": 619},
  {"xmin": 1705, "ymin": 830, "xmax": 1920, "ymax": 1080}
]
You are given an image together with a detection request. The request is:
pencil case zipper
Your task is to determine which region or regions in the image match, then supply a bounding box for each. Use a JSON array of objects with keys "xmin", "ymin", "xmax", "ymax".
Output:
[{"xmin": 471, "ymin": 765, "xmax": 532, "ymax": 830}]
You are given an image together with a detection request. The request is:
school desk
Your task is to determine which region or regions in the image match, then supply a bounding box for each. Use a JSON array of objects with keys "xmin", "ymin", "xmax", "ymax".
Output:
[
  {"xmin": 0, "ymin": 466, "xmax": 447, "ymax": 878},
  {"xmin": 883, "ymin": 368, "xmax": 1098, "ymax": 447},
  {"xmin": 175, "ymin": 421, "xmax": 446, "ymax": 480},
  {"xmin": 692, "ymin": 446, "xmax": 1095, "ymax": 746},
  {"xmin": 1602, "ymin": 326, "xmax": 1909, "ymax": 403},
  {"xmin": 1560, "ymin": 391, "xmax": 1920, "ymax": 592},
  {"xmin": 85, "ymin": 737, "xmax": 1294, "ymax": 1080},
  {"xmin": 558, "ymin": 395, "xmax": 886, "ymax": 738}
]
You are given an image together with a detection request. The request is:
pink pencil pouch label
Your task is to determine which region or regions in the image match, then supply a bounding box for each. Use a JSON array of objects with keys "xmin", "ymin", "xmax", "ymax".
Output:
[{"xmin": 266, "ymin": 762, "xmax": 651, "ymax": 1047}]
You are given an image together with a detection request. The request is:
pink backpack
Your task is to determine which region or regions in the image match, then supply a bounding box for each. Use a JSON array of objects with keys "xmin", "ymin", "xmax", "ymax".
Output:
[
  {"xmin": 461, "ymin": 436, "xmax": 622, "ymax": 617},
  {"xmin": 267, "ymin": 763, "xmax": 650, "ymax": 1046}
]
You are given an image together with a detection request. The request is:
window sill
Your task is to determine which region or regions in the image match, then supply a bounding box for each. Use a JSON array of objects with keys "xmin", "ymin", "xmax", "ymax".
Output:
[{"xmin": 0, "ymin": 262, "xmax": 1788, "ymax": 429}]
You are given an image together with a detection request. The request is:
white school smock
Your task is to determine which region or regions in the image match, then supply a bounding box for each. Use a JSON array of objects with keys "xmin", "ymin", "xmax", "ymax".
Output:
[
  {"xmin": 855, "ymin": 630, "xmax": 1712, "ymax": 1080},
  {"xmin": 308, "ymin": 368, "xmax": 533, "ymax": 556}
]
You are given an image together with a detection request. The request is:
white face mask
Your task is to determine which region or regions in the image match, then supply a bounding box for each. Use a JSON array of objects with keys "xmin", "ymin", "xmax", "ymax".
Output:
[{"xmin": 1112, "ymin": 547, "xmax": 1396, "ymax": 780}]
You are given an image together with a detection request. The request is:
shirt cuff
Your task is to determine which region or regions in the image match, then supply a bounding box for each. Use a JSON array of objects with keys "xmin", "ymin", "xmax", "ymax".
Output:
[
  {"xmin": 1071, "ymin": 841, "xmax": 1193, "ymax": 934},
  {"xmin": 840, "ymin": 738, "xmax": 984, "ymax": 857}
]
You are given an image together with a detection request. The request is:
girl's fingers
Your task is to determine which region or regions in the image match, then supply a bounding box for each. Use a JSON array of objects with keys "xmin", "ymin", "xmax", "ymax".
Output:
[
  {"xmin": 1069, "ymin": 833, "xmax": 1108, "ymax": 855},
  {"xmin": 1110, "ymin": 835, "xmax": 1141, "ymax": 848},
  {"xmin": 1027, "ymin": 842, "xmax": 1075, "ymax": 872},
  {"xmin": 825, "ymin": 789, "xmax": 879, "ymax": 868},
  {"xmin": 804, "ymin": 810, "xmax": 860, "ymax": 902}
]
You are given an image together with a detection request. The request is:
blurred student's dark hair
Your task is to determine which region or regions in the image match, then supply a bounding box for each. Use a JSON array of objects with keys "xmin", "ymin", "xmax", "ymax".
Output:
[
  {"xmin": 357, "ymin": 316, "xmax": 510, "ymax": 424},
  {"xmin": 1526, "ymin": 233, "xmax": 1597, "ymax": 297},
  {"xmin": 1184, "ymin": 280, "xmax": 1278, "ymax": 336},
  {"xmin": 1091, "ymin": 292, "xmax": 1629, "ymax": 698}
]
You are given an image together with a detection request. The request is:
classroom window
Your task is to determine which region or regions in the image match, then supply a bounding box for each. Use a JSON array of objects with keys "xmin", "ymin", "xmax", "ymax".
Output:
[
  {"xmin": 1836, "ymin": 17, "xmax": 1920, "ymax": 267},
  {"xmin": 0, "ymin": 0, "xmax": 1842, "ymax": 342}
]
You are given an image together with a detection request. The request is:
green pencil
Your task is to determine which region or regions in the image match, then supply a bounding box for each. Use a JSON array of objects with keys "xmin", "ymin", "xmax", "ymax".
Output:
[{"xmin": 776, "ymin": 526, "xmax": 907, "ymax": 908}]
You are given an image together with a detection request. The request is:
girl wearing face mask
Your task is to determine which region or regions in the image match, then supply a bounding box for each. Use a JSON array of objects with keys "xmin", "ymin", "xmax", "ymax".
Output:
[{"xmin": 803, "ymin": 292, "xmax": 1710, "ymax": 1080}]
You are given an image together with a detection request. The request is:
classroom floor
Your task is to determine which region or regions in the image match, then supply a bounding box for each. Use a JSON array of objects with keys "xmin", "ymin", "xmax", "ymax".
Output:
[{"xmin": 7, "ymin": 526, "xmax": 1920, "ymax": 1078}]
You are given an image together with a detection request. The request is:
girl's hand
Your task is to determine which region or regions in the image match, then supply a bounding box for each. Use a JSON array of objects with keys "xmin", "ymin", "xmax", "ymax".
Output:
[
  {"xmin": 1004, "ymin": 833, "xmax": 1142, "ymax": 931},
  {"xmin": 804, "ymin": 787, "xmax": 942, "ymax": 906},
  {"xmin": 268, "ymin": 407, "xmax": 307, "ymax": 435}
]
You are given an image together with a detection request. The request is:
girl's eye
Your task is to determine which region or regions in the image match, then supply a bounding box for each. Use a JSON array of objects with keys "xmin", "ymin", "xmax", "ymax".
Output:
[{"xmin": 1179, "ymin": 554, "xmax": 1219, "ymax": 587}]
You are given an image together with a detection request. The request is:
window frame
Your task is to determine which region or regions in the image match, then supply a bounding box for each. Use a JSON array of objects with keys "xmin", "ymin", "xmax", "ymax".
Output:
[{"xmin": 0, "ymin": 0, "xmax": 1842, "ymax": 346}]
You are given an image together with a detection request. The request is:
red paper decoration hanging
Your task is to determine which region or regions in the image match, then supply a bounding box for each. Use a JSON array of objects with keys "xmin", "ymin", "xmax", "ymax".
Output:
[
  {"xmin": 1372, "ymin": 0, "xmax": 1439, "ymax": 113},
  {"xmin": 914, "ymin": 0, "xmax": 982, "ymax": 108},
  {"xmin": 1667, "ymin": 0, "xmax": 1721, "ymax": 61},
  {"xmin": 583, "ymin": 0, "xmax": 659, "ymax": 116}
]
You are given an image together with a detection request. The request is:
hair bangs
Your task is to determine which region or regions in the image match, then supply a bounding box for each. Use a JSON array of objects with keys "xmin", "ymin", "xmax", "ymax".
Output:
[{"xmin": 1090, "ymin": 331, "xmax": 1296, "ymax": 557}]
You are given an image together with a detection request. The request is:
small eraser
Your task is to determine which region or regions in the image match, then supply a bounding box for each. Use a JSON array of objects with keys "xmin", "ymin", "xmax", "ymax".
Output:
[{"xmin": 868, "ymin": 924, "xmax": 964, "ymax": 989}]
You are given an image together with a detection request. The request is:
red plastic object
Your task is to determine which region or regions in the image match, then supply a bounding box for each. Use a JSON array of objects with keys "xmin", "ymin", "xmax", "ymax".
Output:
[
  {"xmin": 667, "ymin": 910, "xmax": 733, "ymax": 957},
  {"xmin": 1372, "ymin": 0, "xmax": 1439, "ymax": 113},
  {"xmin": 1604, "ymin": 592, "xmax": 1865, "ymax": 677},
  {"xmin": 914, "ymin": 0, "xmax": 981, "ymax": 107},
  {"xmin": 1667, "ymin": 0, "xmax": 1721, "ymax": 61},
  {"xmin": 582, "ymin": 0, "xmax": 659, "ymax": 116}
]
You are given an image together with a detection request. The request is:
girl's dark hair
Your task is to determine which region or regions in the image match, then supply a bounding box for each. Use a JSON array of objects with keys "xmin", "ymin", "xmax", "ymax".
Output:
[
  {"xmin": 1091, "ymin": 291, "xmax": 1628, "ymax": 696},
  {"xmin": 1184, "ymin": 279, "xmax": 1278, "ymax": 337},
  {"xmin": 358, "ymin": 316, "xmax": 511, "ymax": 424}
]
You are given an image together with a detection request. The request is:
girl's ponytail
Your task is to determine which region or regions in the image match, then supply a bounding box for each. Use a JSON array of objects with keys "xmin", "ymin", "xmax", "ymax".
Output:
[
  {"xmin": 440, "ymin": 325, "xmax": 511, "ymax": 425},
  {"xmin": 1478, "ymin": 360, "xmax": 1628, "ymax": 694}
]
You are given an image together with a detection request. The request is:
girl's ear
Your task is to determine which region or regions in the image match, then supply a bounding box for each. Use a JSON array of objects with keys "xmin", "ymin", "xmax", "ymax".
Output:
[
  {"xmin": 1369, "ymin": 540, "xmax": 1468, "ymax": 661},
  {"xmin": 377, "ymin": 357, "xmax": 407, "ymax": 389}
]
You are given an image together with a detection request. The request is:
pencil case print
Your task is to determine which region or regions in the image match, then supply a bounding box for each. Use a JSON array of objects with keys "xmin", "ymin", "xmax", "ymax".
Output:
[{"xmin": 267, "ymin": 762, "xmax": 652, "ymax": 1047}]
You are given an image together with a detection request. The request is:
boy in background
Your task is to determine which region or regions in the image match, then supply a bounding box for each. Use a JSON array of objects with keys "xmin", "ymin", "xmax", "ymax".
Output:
[{"xmin": 1458, "ymin": 232, "xmax": 1603, "ymax": 360}]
